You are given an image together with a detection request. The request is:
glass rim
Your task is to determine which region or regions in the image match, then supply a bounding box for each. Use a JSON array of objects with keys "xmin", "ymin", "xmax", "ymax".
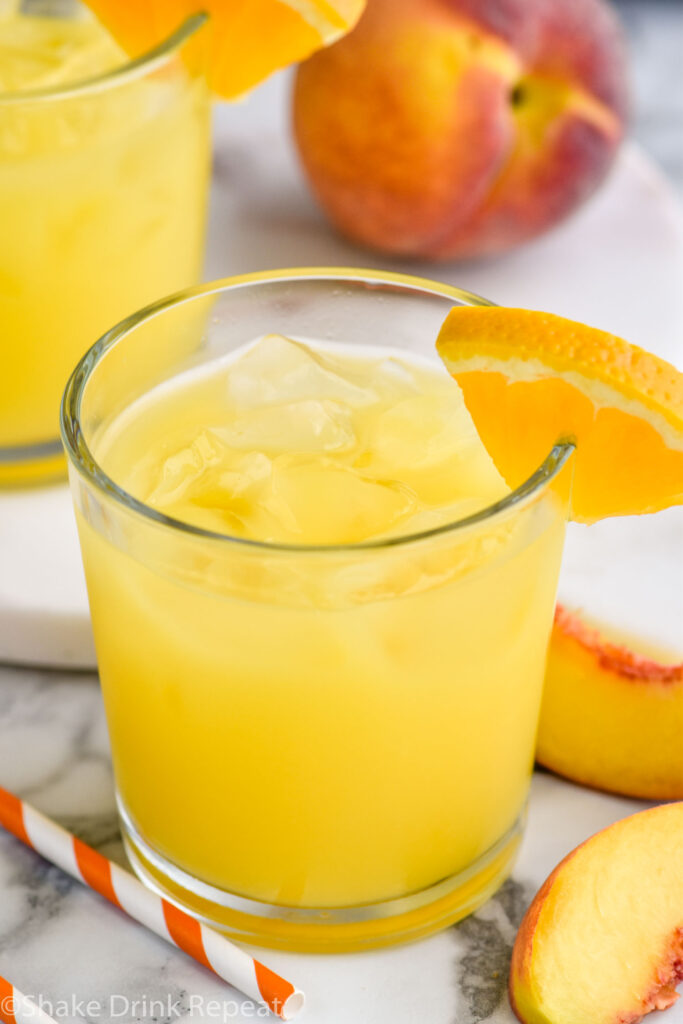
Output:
[
  {"xmin": 61, "ymin": 267, "xmax": 575, "ymax": 555},
  {"xmin": 0, "ymin": 11, "xmax": 207, "ymax": 105}
]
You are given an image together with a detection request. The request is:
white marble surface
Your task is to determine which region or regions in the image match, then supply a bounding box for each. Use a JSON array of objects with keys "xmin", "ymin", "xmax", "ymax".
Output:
[
  {"xmin": 1, "ymin": 3, "xmax": 683, "ymax": 1022},
  {"xmin": 1, "ymin": 665, "xmax": 681, "ymax": 1024}
]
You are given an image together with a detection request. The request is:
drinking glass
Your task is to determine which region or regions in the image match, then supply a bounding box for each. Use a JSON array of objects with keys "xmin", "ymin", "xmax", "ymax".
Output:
[
  {"xmin": 62, "ymin": 269, "xmax": 573, "ymax": 951},
  {"xmin": 0, "ymin": 0, "xmax": 210, "ymax": 484}
]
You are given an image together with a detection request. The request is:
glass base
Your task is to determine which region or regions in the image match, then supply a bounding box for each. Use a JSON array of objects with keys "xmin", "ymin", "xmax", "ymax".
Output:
[
  {"xmin": 120, "ymin": 798, "xmax": 524, "ymax": 952},
  {"xmin": 0, "ymin": 438, "xmax": 66, "ymax": 488}
]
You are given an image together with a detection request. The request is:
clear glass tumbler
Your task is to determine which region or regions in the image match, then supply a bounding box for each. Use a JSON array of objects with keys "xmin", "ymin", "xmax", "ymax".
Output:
[
  {"xmin": 0, "ymin": 1, "xmax": 210, "ymax": 484},
  {"xmin": 62, "ymin": 269, "xmax": 573, "ymax": 951}
]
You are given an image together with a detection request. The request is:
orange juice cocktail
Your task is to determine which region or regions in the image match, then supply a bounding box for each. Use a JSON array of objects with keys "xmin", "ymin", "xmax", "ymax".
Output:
[
  {"xmin": 62, "ymin": 271, "xmax": 572, "ymax": 951},
  {"xmin": 0, "ymin": 1, "xmax": 210, "ymax": 484}
]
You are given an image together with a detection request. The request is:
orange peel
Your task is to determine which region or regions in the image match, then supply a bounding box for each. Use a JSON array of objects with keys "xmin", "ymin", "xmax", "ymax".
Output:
[
  {"xmin": 82, "ymin": 0, "xmax": 366, "ymax": 98},
  {"xmin": 436, "ymin": 307, "xmax": 683, "ymax": 521}
]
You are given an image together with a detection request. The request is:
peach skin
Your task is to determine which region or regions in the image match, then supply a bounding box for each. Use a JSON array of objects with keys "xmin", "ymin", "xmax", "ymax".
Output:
[
  {"xmin": 537, "ymin": 606, "xmax": 683, "ymax": 801},
  {"xmin": 293, "ymin": 0, "xmax": 628, "ymax": 260},
  {"xmin": 509, "ymin": 802, "xmax": 683, "ymax": 1024}
]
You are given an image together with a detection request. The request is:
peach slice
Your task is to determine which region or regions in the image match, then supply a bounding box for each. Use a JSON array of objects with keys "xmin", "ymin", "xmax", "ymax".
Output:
[
  {"xmin": 509, "ymin": 802, "xmax": 683, "ymax": 1024},
  {"xmin": 537, "ymin": 606, "xmax": 683, "ymax": 800}
]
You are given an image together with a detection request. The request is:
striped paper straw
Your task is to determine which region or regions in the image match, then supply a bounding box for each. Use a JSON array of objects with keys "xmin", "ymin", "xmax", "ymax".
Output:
[
  {"xmin": 0, "ymin": 976, "xmax": 59, "ymax": 1024},
  {"xmin": 0, "ymin": 787, "xmax": 304, "ymax": 1021}
]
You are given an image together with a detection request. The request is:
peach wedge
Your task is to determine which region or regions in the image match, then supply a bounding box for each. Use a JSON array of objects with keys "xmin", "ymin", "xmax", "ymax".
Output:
[
  {"xmin": 537, "ymin": 606, "xmax": 683, "ymax": 800},
  {"xmin": 510, "ymin": 802, "xmax": 683, "ymax": 1024}
]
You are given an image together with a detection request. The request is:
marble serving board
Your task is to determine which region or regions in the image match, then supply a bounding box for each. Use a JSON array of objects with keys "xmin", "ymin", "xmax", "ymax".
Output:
[
  {"xmin": 1, "ymin": 69, "xmax": 682, "ymax": 668},
  {"xmin": 1, "ymin": 665, "xmax": 681, "ymax": 1024}
]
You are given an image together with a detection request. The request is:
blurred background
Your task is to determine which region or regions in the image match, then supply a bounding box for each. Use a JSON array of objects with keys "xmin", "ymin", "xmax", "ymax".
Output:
[{"xmin": 616, "ymin": 0, "xmax": 682, "ymax": 192}]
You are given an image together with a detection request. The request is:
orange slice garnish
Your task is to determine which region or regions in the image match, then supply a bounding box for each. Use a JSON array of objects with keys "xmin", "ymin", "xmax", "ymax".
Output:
[
  {"xmin": 82, "ymin": 0, "xmax": 366, "ymax": 98},
  {"xmin": 436, "ymin": 307, "xmax": 683, "ymax": 522}
]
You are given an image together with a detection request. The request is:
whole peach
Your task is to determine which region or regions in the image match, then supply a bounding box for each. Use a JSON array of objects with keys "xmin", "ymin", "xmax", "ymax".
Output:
[{"xmin": 292, "ymin": 0, "xmax": 628, "ymax": 261}]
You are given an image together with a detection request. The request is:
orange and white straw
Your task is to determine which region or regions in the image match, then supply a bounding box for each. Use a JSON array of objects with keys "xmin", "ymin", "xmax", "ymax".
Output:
[
  {"xmin": 0, "ymin": 976, "xmax": 60, "ymax": 1024},
  {"xmin": 0, "ymin": 787, "xmax": 304, "ymax": 1021}
]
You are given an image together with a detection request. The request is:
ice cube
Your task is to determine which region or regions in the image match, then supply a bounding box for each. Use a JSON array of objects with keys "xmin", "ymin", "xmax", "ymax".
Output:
[
  {"xmin": 146, "ymin": 429, "xmax": 228, "ymax": 509},
  {"xmin": 147, "ymin": 443, "xmax": 281, "ymax": 539},
  {"xmin": 369, "ymin": 394, "xmax": 478, "ymax": 469},
  {"xmin": 185, "ymin": 451, "xmax": 278, "ymax": 536},
  {"xmin": 262, "ymin": 457, "xmax": 418, "ymax": 544},
  {"xmin": 371, "ymin": 356, "xmax": 422, "ymax": 400},
  {"xmin": 213, "ymin": 399, "xmax": 356, "ymax": 454},
  {"xmin": 0, "ymin": 43, "xmax": 62, "ymax": 90},
  {"xmin": 366, "ymin": 393, "xmax": 507, "ymax": 506},
  {"xmin": 381, "ymin": 497, "xmax": 495, "ymax": 539},
  {"xmin": 193, "ymin": 452, "xmax": 273, "ymax": 507},
  {"xmin": 0, "ymin": 16, "xmax": 123, "ymax": 91},
  {"xmin": 226, "ymin": 335, "xmax": 375, "ymax": 410}
]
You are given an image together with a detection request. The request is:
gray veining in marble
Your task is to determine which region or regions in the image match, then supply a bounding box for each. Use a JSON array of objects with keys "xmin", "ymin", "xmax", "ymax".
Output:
[{"xmin": 453, "ymin": 880, "xmax": 532, "ymax": 1024}]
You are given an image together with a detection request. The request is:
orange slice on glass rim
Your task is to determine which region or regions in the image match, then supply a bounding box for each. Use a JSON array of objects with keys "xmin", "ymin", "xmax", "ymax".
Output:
[
  {"xmin": 436, "ymin": 307, "xmax": 683, "ymax": 522},
  {"xmin": 82, "ymin": 0, "xmax": 366, "ymax": 98}
]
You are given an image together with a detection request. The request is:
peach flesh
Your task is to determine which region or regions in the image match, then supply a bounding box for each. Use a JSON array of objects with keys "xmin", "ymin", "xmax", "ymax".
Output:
[
  {"xmin": 509, "ymin": 803, "xmax": 683, "ymax": 1024},
  {"xmin": 537, "ymin": 606, "xmax": 683, "ymax": 801}
]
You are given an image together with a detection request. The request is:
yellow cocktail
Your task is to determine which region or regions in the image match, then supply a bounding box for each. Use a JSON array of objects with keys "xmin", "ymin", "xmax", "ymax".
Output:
[
  {"xmin": 63, "ymin": 271, "xmax": 572, "ymax": 950},
  {"xmin": 0, "ymin": 2, "xmax": 210, "ymax": 483}
]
